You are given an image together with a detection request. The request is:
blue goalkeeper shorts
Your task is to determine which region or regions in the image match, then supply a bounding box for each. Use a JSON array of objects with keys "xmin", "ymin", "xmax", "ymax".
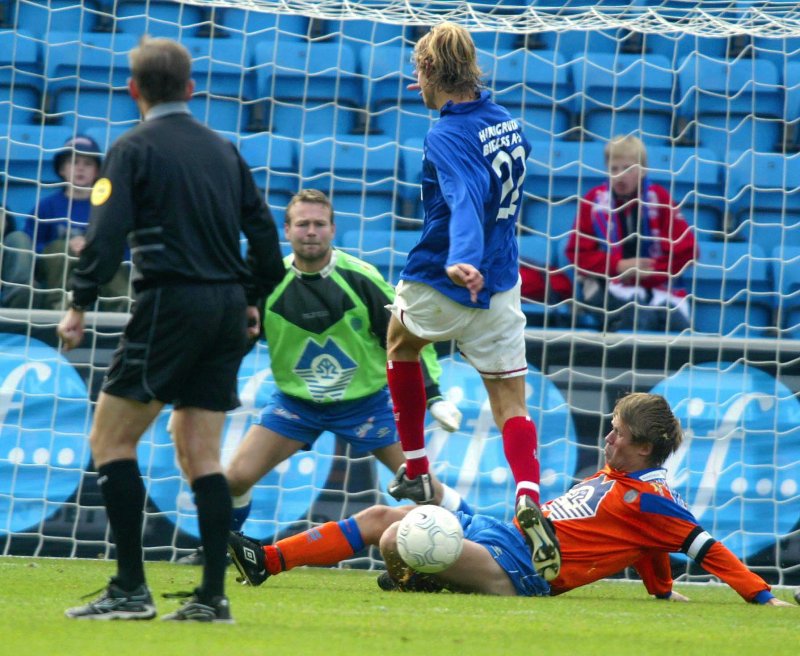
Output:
[
  {"xmin": 256, "ymin": 388, "xmax": 397, "ymax": 455},
  {"xmin": 457, "ymin": 511, "xmax": 551, "ymax": 597}
]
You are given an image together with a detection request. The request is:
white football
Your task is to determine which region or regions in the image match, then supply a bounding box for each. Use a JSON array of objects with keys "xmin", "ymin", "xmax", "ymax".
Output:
[{"xmin": 396, "ymin": 504, "xmax": 464, "ymax": 573}]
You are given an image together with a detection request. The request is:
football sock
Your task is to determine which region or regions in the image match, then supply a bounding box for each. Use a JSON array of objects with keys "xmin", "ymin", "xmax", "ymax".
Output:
[
  {"xmin": 96, "ymin": 459, "xmax": 146, "ymax": 591},
  {"xmin": 502, "ymin": 416, "xmax": 541, "ymax": 505},
  {"xmin": 193, "ymin": 473, "xmax": 232, "ymax": 600},
  {"xmin": 264, "ymin": 518, "xmax": 364, "ymax": 574},
  {"xmin": 230, "ymin": 499, "xmax": 251, "ymax": 532},
  {"xmin": 440, "ymin": 483, "xmax": 473, "ymax": 515},
  {"xmin": 387, "ymin": 360, "xmax": 428, "ymax": 478}
]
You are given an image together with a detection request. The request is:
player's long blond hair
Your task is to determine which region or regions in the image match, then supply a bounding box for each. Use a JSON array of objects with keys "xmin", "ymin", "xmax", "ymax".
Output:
[
  {"xmin": 413, "ymin": 22, "xmax": 483, "ymax": 96},
  {"xmin": 614, "ymin": 393, "xmax": 683, "ymax": 466}
]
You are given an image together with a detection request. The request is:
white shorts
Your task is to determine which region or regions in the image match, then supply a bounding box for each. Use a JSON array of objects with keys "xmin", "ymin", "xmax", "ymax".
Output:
[{"xmin": 388, "ymin": 279, "xmax": 528, "ymax": 379}]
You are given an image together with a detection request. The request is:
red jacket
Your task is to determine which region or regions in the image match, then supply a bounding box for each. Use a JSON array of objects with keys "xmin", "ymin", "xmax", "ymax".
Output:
[{"xmin": 565, "ymin": 182, "xmax": 696, "ymax": 293}]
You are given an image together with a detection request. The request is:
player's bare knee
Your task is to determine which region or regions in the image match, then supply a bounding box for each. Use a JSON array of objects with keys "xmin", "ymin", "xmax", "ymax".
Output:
[{"xmin": 353, "ymin": 505, "xmax": 403, "ymax": 545}]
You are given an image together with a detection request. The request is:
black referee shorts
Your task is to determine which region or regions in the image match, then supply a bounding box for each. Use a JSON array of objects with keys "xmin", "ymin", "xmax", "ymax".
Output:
[{"xmin": 103, "ymin": 282, "xmax": 249, "ymax": 412}]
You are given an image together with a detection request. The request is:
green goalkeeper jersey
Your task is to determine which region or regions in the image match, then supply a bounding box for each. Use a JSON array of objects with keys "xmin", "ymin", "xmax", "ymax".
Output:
[{"xmin": 263, "ymin": 249, "xmax": 441, "ymax": 403}]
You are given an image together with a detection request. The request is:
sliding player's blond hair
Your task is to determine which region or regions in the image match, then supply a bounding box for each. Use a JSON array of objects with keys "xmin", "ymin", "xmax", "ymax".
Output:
[
  {"xmin": 614, "ymin": 393, "xmax": 683, "ymax": 467},
  {"xmin": 412, "ymin": 22, "xmax": 483, "ymax": 96}
]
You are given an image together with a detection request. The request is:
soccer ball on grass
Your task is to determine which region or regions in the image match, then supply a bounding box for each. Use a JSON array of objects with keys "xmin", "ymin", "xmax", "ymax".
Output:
[{"xmin": 396, "ymin": 505, "xmax": 464, "ymax": 574}]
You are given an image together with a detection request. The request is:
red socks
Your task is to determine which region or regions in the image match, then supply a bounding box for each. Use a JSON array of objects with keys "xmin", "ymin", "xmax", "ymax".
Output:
[
  {"xmin": 502, "ymin": 416, "xmax": 541, "ymax": 505},
  {"xmin": 387, "ymin": 360, "xmax": 428, "ymax": 478}
]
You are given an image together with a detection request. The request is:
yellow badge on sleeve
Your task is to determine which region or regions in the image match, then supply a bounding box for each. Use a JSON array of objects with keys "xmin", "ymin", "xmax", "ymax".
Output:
[{"xmin": 91, "ymin": 178, "xmax": 112, "ymax": 206}]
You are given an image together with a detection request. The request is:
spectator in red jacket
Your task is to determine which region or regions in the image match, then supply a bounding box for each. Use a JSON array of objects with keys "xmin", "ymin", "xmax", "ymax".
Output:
[{"xmin": 565, "ymin": 136, "xmax": 697, "ymax": 332}]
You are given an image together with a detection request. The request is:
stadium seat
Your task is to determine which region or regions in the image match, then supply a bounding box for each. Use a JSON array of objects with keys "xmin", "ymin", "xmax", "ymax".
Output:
[
  {"xmin": 15, "ymin": 0, "xmax": 101, "ymax": 34},
  {"xmin": 518, "ymin": 232, "xmax": 574, "ymax": 327},
  {"xmin": 339, "ymin": 229, "xmax": 419, "ymax": 284},
  {"xmin": 112, "ymin": 0, "xmax": 209, "ymax": 38},
  {"xmin": 725, "ymin": 150, "xmax": 800, "ymax": 253},
  {"xmin": 771, "ymin": 245, "xmax": 800, "ymax": 338},
  {"xmin": 752, "ymin": 35, "xmax": 800, "ymax": 71},
  {"xmin": 255, "ymin": 39, "xmax": 363, "ymax": 137},
  {"xmin": 532, "ymin": 28, "xmax": 624, "ymax": 60},
  {"xmin": 646, "ymin": 144, "xmax": 724, "ymax": 236},
  {"xmin": 526, "ymin": 139, "xmax": 607, "ymax": 201},
  {"xmin": 642, "ymin": 33, "xmax": 730, "ymax": 63},
  {"xmin": 299, "ymin": 134, "xmax": 398, "ymax": 235},
  {"xmin": 43, "ymin": 34, "xmax": 139, "ymax": 129},
  {"xmin": 676, "ymin": 54, "xmax": 783, "ymax": 158},
  {"xmin": 239, "ymin": 132, "xmax": 299, "ymax": 219},
  {"xmin": 210, "ymin": 6, "xmax": 309, "ymax": 40},
  {"xmin": 181, "ymin": 36, "xmax": 256, "ymax": 132},
  {"xmin": 317, "ymin": 18, "xmax": 411, "ymax": 47},
  {"xmin": 570, "ymin": 53, "xmax": 675, "ymax": 145},
  {"xmin": 784, "ymin": 61, "xmax": 800, "ymax": 152},
  {"xmin": 520, "ymin": 197, "xmax": 577, "ymax": 240},
  {"xmin": 486, "ymin": 48, "xmax": 571, "ymax": 143},
  {"xmin": 0, "ymin": 30, "xmax": 42, "ymax": 126},
  {"xmin": 688, "ymin": 240, "xmax": 774, "ymax": 337},
  {"xmin": 359, "ymin": 43, "xmax": 435, "ymax": 140}
]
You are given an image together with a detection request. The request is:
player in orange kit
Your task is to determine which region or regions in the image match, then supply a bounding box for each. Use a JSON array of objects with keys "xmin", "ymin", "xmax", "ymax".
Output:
[{"xmin": 228, "ymin": 393, "xmax": 794, "ymax": 605}]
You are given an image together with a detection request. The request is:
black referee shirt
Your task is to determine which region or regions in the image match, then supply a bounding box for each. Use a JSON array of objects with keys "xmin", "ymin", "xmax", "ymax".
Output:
[{"xmin": 70, "ymin": 105, "xmax": 285, "ymax": 308}]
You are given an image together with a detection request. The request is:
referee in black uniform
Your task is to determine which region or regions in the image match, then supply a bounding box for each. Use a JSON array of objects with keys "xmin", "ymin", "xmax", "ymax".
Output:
[{"xmin": 59, "ymin": 37, "xmax": 285, "ymax": 623}]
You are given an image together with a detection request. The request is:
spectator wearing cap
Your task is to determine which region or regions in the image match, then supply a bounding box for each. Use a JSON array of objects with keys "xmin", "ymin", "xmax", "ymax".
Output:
[{"xmin": 27, "ymin": 135, "xmax": 131, "ymax": 311}]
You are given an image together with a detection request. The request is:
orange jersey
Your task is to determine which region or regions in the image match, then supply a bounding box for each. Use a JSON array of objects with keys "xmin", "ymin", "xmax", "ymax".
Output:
[{"xmin": 542, "ymin": 466, "xmax": 772, "ymax": 602}]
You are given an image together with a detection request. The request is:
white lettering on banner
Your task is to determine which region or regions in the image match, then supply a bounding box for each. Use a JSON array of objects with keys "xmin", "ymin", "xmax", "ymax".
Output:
[
  {"xmin": 665, "ymin": 392, "xmax": 775, "ymax": 521},
  {"xmin": 0, "ymin": 362, "xmax": 51, "ymax": 427}
]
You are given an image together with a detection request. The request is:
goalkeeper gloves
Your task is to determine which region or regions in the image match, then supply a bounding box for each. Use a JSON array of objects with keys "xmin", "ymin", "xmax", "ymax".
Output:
[{"xmin": 427, "ymin": 397, "xmax": 462, "ymax": 432}]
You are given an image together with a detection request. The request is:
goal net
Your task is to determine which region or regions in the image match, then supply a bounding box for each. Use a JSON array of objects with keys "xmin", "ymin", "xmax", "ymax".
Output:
[{"xmin": 1, "ymin": 0, "xmax": 799, "ymax": 587}]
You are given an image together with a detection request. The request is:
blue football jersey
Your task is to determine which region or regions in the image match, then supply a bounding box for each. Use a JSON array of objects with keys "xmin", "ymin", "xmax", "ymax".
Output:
[{"xmin": 401, "ymin": 91, "xmax": 530, "ymax": 309}]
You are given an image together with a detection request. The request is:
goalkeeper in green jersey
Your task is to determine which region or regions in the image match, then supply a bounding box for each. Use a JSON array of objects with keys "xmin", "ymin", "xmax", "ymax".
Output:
[{"xmin": 179, "ymin": 189, "xmax": 466, "ymax": 564}]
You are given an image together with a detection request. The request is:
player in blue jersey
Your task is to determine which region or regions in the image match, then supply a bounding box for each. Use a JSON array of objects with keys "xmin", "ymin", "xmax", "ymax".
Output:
[{"xmin": 382, "ymin": 22, "xmax": 559, "ymax": 579}]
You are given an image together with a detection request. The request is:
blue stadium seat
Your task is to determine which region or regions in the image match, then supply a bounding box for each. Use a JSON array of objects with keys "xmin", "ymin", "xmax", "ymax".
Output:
[
  {"xmin": 238, "ymin": 132, "xmax": 299, "ymax": 223},
  {"xmin": 0, "ymin": 30, "xmax": 42, "ymax": 126},
  {"xmin": 318, "ymin": 19, "xmax": 411, "ymax": 47},
  {"xmin": 520, "ymin": 197, "xmax": 577, "ymax": 240},
  {"xmin": 771, "ymin": 245, "xmax": 800, "ymax": 338},
  {"xmin": 210, "ymin": 6, "xmax": 309, "ymax": 40},
  {"xmin": 518, "ymin": 232, "xmax": 574, "ymax": 326},
  {"xmin": 339, "ymin": 229, "xmax": 419, "ymax": 284},
  {"xmin": 299, "ymin": 134, "xmax": 397, "ymax": 235},
  {"xmin": 784, "ymin": 61, "xmax": 800, "ymax": 151},
  {"xmin": 396, "ymin": 137, "xmax": 424, "ymax": 223},
  {"xmin": 181, "ymin": 36, "xmax": 255, "ymax": 132},
  {"xmin": 526, "ymin": 139, "xmax": 607, "ymax": 201},
  {"xmin": 642, "ymin": 33, "xmax": 729, "ymax": 63},
  {"xmin": 752, "ymin": 36, "xmax": 800, "ymax": 71},
  {"xmin": 676, "ymin": 54, "xmax": 783, "ymax": 158},
  {"xmin": 689, "ymin": 240, "xmax": 774, "ymax": 337},
  {"xmin": 43, "ymin": 34, "xmax": 139, "ymax": 128},
  {"xmin": 646, "ymin": 144, "xmax": 723, "ymax": 236},
  {"xmin": 84, "ymin": 125, "xmax": 129, "ymax": 153},
  {"xmin": 533, "ymin": 29, "xmax": 624, "ymax": 60},
  {"xmin": 15, "ymin": 0, "xmax": 101, "ymax": 34},
  {"xmin": 570, "ymin": 53, "xmax": 675, "ymax": 145},
  {"xmin": 359, "ymin": 43, "xmax": 435, "ymax": 140},
  {"xmin": 725, "ymin": 150, "xmax": 800, "ymax": 253},
  {"xmin": 113, "ymin": 0, "xmax": 209, "ymax": 38},
  {"xmin": 486, "ymin": 48, "xmax": 571, "ymax": 143},
  {"xmin": 255, "ymin": 39, "xmax": 363, "ymax": 137}
]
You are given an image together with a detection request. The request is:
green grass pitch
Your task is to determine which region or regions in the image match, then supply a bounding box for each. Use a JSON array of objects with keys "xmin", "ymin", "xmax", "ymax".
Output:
[{"xmin": 1, "ymin": 556, "xmax": 796, "ymax": 656}]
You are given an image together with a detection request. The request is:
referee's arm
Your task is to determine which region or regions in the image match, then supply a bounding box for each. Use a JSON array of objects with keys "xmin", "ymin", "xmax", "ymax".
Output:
[{"xmin": 239, "ymin": 156, "xmax": 285, "ymax": 305}]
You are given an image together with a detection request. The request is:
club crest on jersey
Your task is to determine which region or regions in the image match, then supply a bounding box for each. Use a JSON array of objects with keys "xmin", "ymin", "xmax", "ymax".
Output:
[
  {"xmin": 546, "ymin": 476, "xmax": 615, "ymax": 521},
  {"xmin": 294, "ymin": 337, "xmax": 357, "ymax": 402}
]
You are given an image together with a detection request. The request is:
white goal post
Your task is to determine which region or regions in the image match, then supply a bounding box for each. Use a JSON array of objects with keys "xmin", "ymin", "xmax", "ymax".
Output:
[{"xmin": 0, "ymin": 0, "xmax": 798, "ymax": 588}]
